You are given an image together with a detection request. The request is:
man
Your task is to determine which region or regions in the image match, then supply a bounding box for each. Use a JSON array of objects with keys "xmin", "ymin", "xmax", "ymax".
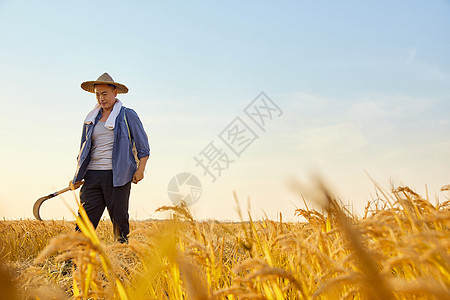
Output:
[{"xmin": 72, "ymin": 72, "xmax": 150, "ymax": 243}]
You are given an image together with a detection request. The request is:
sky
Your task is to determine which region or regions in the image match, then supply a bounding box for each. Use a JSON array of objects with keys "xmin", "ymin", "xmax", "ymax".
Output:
[{"xmin": 0, "ymin": 0, "xmax": 449, "ymax": 221}]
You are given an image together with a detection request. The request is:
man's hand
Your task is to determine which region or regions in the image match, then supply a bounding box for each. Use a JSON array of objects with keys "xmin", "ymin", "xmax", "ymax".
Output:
[
  {"xmin": 69, "ymin": 180, "xmax": 84, "ymax": 190},
  {"xmin": 132, "ymin": 156, "xmax": 149, "ymax": 184},
  {"xmin": 132, "ymin": 169, "xmax": 144, "ymax": 184}
]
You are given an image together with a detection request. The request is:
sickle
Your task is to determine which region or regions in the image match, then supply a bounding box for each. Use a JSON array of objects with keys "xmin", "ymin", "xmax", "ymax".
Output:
[{"xmin": 33, "ymin": 181, "xmax": 84, "ymax": 221}]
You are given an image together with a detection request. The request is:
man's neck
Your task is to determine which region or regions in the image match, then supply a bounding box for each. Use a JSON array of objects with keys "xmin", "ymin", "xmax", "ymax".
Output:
[{"xmin": 100, "ymin": 108, "xmax": 112, "ymax": 121}]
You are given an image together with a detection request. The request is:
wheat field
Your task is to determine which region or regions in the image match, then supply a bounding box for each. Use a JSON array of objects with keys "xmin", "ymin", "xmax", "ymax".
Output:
[{"xmin": 0, "ymin": 181, "xmax": 449, "ymax": 299}]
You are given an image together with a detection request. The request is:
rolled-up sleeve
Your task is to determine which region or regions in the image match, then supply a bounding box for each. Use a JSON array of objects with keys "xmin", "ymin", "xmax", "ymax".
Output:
[{"xmin": 126, "ymin": 108, "xmax": 150, "ymax": 159}]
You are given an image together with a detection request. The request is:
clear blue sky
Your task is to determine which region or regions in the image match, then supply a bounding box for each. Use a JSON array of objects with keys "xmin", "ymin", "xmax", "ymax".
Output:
[{"xmin": 0, "ymin": 0, "xmax": 449, "ymax": 221}]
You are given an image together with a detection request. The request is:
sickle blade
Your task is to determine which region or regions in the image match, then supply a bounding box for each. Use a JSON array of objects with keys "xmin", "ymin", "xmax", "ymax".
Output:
[{"xmin": 33, "ymin": 193, "xmax": 56, "ymax": 221}]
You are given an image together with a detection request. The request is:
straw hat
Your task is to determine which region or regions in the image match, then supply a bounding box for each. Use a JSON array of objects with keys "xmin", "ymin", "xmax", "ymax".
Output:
[{"xmin": 81, "ymin": 72, "xmax": 129, "ymax": 94}]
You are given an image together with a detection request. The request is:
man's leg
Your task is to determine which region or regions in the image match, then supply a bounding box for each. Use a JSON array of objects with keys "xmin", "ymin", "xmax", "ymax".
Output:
[
  {"xmin": 75, "ymin": 170, "xmax": 106, "ymax": 231},
  {"xmin": 102, "ymin": 171, "xmax": 131, "ymax": 243}
]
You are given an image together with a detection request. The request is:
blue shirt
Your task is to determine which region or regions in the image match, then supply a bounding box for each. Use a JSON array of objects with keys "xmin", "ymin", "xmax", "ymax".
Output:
[{"xmin": 72, "ymin": 106, "xmax": 150, "ymax": 187}]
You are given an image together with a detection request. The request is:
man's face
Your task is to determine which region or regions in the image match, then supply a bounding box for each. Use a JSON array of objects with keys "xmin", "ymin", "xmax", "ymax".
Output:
[{"xmin": 94, "ymin": 84, "xmax": 117, "ymax": 111}]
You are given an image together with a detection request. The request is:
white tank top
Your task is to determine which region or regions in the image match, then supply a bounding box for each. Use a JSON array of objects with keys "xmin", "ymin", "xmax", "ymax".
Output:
[{"xmin": 87, "ymin": 121, "xmax": 114, "ymax": 170}]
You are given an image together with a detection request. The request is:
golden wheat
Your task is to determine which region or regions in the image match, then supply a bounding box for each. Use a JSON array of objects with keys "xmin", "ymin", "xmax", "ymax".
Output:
[{"xmin": 0, "ymin": 182, "xmax": 448, "ymax": 299}]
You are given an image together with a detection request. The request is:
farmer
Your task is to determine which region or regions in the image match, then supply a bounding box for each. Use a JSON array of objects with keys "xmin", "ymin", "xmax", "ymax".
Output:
[{"xmin": 71, "ymin": 73, "xmax": 150, "ymax": 243}]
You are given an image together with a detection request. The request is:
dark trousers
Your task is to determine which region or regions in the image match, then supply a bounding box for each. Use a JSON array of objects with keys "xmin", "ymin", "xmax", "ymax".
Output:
[{"xmin": 75, "ymin": 170, "xmax": 131, "ymax": 243}]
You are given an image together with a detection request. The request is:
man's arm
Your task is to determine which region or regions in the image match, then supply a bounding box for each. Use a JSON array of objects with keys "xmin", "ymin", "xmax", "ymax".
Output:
[
  {"xmin": 126, "ymin": 108, "xmax": 150, "ymax": 184},
  {"xmin": 126, "ymin": 109, "xmax": 150, "ymax": 159}
]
